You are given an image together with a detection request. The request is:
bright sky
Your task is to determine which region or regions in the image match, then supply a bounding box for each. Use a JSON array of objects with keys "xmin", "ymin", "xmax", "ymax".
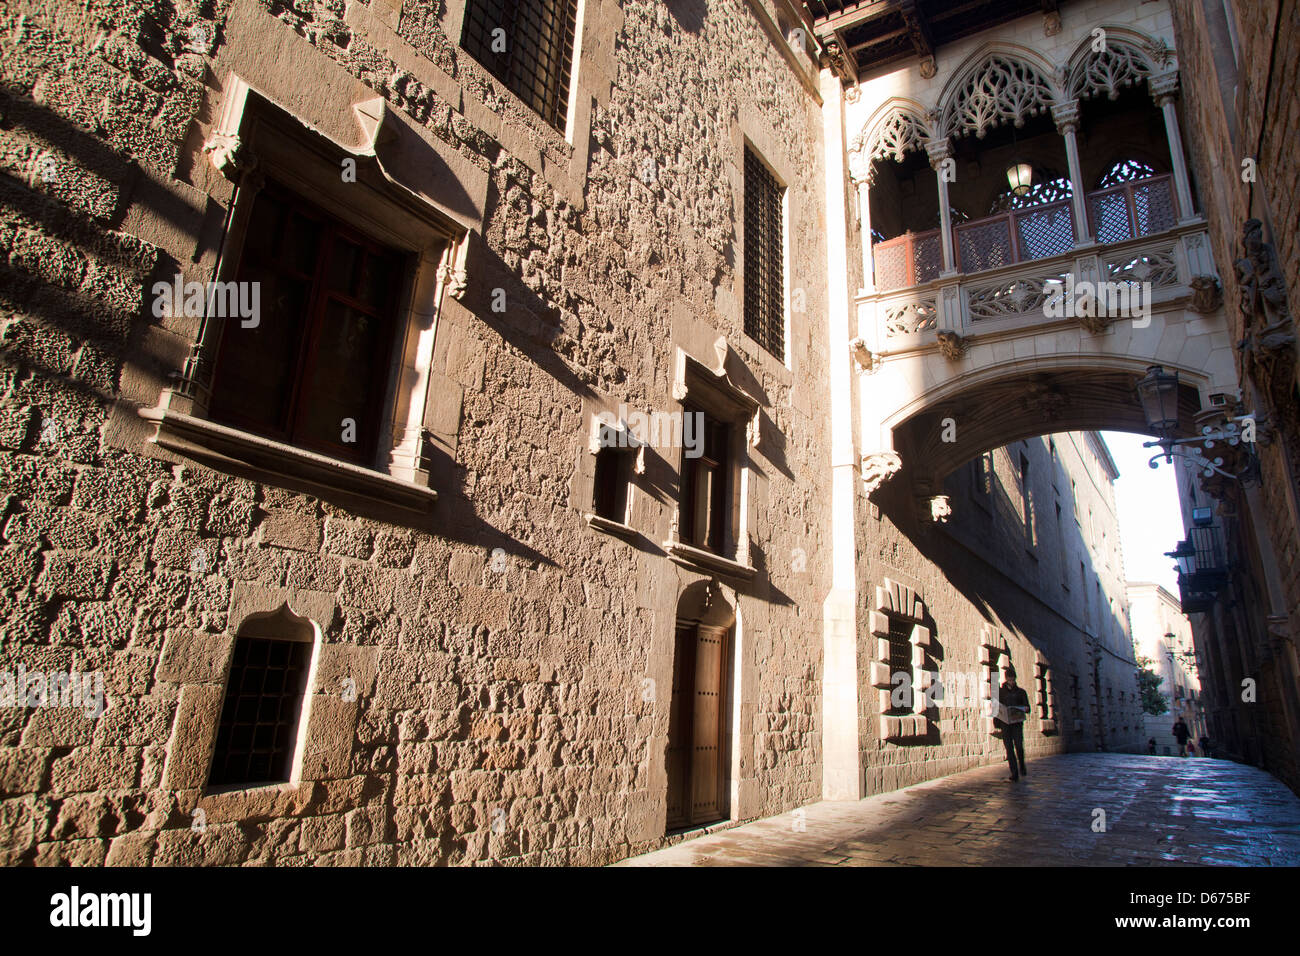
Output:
[{"xmin": 1101, "ymin": 430, "xmax": 1183, "ymax": 593}]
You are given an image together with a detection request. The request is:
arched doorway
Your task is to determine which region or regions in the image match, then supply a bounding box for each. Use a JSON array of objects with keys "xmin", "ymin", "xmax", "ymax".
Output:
[{"xmin": 666, "ymin": 580, "xmax": 736, "ymax": 831}]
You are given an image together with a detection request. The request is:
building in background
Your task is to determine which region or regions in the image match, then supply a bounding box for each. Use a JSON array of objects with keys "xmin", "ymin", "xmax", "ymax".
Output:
[{"xmin": 1128, "ymin": 581, "xmax": 1204, "ymax": 754}]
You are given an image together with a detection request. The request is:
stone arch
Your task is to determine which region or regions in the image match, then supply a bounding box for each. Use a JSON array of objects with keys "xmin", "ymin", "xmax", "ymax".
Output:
[
  {"xmin": 884, "ymin": 355, "xmax": 1220, "ymax": 494},
  {"xmin": 1064, "ymin": 26, "xmax": 1175, "ymax": 103},
  {"xmin": 936, "ymin": 45, "xmax": 1062, "ymax": 141},
  {"xmin": 850, "ymin": 100, "xmax": 934, "ymax": 185}
]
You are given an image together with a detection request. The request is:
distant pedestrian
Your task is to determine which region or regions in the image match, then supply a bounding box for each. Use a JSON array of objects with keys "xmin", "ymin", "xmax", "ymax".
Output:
[
  {"xmin": 996, "ymin": 666, "xmax": 1031, "ymax": 781},
  {"xmin": 1172, "ymin": 718, "xmax": 1190, "ymax": 757},
  {"xmin": 1147, "ymin": 738, "xmax": 1157, "ymax": 755},
  {"xmin": 1199, "ymin": 734, "xmax": 1211, "ymax": 758}
]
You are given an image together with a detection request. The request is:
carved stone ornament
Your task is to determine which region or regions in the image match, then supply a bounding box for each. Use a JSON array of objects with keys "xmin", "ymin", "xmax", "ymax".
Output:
[
  {"xmin": 929, "ymin": 495, "xmax": 952, "ymax": 523},
  {"xmin": 437, "ymin": 262, "xmax": 468, "ymax": 300},
  {"xmin": 1234, "ymin": 218, "xmax": 1298, "ymax": 397},
  {"xmin": 203, "ymin": 132, "xmax": 255, "ymax": 177},
  {"xmin": 919, "ymin": 56, "xmax": 937, "ymax": 80},
  {"xmin": 935, "ymin": 329, "xmax": 967, "ymax": 360},
  {"xmin": 1188, "ymin": 275, "xmax": 1223, "ymax": 314},
  {"xmin": 1043, "ymin": 11, "xmax": 1062, "ymax": 37},
  {"xmin": 861, "ymin": 451, "xmax": 903, "ymax": 495},
  {"xmin": 1077, "ymin": 311, "xmax": 1113, "ymax": 335},
  {"xmin": 824, "ymin": 40, "xmax": 854, "ymax": 83},
  {"xmin": 849, "ymin": 336, "xmax": 878, "ymax": 372}
]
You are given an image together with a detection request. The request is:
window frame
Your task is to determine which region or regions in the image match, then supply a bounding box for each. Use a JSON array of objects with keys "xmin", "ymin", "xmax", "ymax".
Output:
[
  {"xmin": 138, "ymin": 80, "xmax": 470, "ymax": 515},
  {"xmin": 742, "ymin": 142, "xmax": 788, "ymax": 363},
  {"xmin": 663, "ymin": 349, "xmax": 759, "ymax": 582}
]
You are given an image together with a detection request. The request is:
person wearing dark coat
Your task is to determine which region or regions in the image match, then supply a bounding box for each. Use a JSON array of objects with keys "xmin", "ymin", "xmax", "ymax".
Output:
[
  {"xmin": 1172, "ymin": 718, "xmax": 1191, "ymax": 757},
  {"xmin": 995, "ymin": 666, "xmax": 1031, "ymax": 781}
]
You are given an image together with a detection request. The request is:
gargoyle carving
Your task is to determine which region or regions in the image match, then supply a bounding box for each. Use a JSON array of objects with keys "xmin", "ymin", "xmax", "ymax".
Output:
[
  {"xmin": 861, "ymin": 451, "xmax": 903, "ymax": 495},
  {"xmin": 936, "ymin": 329, "xmax": 967, "ymax": 360}
]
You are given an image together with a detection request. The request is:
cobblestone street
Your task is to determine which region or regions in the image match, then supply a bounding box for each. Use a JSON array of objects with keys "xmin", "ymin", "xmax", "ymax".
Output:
[{"xmin": 619, "ymin": 754, "xmax": 1300, "ymax": 866}]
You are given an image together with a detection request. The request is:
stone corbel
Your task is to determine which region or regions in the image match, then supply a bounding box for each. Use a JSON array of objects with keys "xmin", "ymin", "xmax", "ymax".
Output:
[
  {"xmin": 1148, "ymin": 70, "xmax": 1180, "ymax": 106},
  {"xmin": 861, "ymin": 450, "xmax": 902, "ymax": 495},
  {"xmin": 203, "ymin": 132, "xmax": 255, "ymax": 178},
  {"xmin": 935, "ymin": 329, "xmax": 967, "ymax": 360},
  {"xmin": 1188, "ymin": 275, "xmax": 1222, "ymax": 314},
  {"xmin": 849, "ymin": 336, "xmax": 879, "ymax": 372}
]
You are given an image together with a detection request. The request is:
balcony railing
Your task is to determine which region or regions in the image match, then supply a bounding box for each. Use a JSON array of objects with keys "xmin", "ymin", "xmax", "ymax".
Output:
[{"xmin": 872, "ymin": 174, "xmax": 1179, "ymax": 292}]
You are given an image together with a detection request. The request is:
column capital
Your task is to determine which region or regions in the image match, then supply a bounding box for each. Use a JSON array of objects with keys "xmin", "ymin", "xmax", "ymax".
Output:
[
  {"xmin": 848, "ymin": 146, "xmax": 874, "ymax": 186},
  {"xmin": 1148, "ymin": 70, "xmax": 1180, "ymax": 105},
  {"xmin": 925, "ymin": 137, "xmax": 953, "ymax": 166},
  {"xmin": 1050, "ymin": 99, "xmax": 1081, "ymax": 133}
]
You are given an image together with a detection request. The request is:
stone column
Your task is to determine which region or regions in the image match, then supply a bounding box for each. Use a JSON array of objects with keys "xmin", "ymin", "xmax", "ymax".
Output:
[
  {"xmin": 820, "ymin": 68, "xmax": 862, "ymax": 801},
  {"xmin": 1052, "ymin": 99, "xmax": 1090, "ymax": 245},
  {"xmin": 1150, "ymin": 71, "xmax": 1197, "ymax": 221},
  {"xmin": 848, "ymin": 146, "xmax": 875, "ymax": 294},
  {"xmin": 926, "ymin": 138, "xmax": 956, "ymax": 274}
]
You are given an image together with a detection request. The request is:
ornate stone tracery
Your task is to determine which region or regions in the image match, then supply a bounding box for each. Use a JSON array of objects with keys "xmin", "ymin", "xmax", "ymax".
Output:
[
  {"xmin": 1067, "ymin": 39, "xmax": 1155, "ymax": 101},
  {"xmin": 941, "ymin": 54, "xmax": 1057, "ymax": 140}
]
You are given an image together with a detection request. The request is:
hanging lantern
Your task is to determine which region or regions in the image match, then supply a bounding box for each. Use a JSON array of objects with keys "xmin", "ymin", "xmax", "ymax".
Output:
[
  {"xmin": 1135, "ymin": 365, "xmax": 1180, "ymax": 438},
  {"xmin": 1005, "ymin": 161, "xmax": 1034, "ymax": 196}
]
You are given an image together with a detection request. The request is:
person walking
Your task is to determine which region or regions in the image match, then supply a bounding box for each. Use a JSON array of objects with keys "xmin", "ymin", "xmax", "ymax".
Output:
[
  {"xmin": 1147, "ymin": 738, "xmax": 1157, "ymax": 755},
  {"xmin": 995, "ymin": 665, "xmax": 1031, "ymax": 781},
  {"xmin": 1172, "ymin": 718, "xmax": 1190, "ymax": 757},
  {"xmin": 1199, "ymin": 734, "xmax": 1211, "ymax": 758}
]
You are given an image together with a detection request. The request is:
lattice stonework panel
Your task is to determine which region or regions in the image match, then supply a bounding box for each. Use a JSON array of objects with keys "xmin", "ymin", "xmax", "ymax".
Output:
[
  {"xmin": 882, "ymin": 300, "xmax": 938, "ymax": 337},
  {"xmin": 944, "ymin": 54, "xmax": 1055, "ymax": 140},
  {"xmin": 1107, "ymin": 250, "xmax": 1180, "ymax": 288},
  {"xmin": 957, "ymin": 219, "xmax": 1013, "ymax": 273},
  {"xmin": 1089, "ymin": 192, "xmax": 1133, "ymax": 244},
  {"xmin": 1133, "ymin": 178, "xmax": 1178, "ymax": 236},
  {"xmin": 967, "ymin": 274, "xmax": 1069, "ymax": 320},
  {"xmin": 914, "ymin": 233, "xmax": 941, "ymax": 283},
  {"xmin": 1015, "ymin": 205, "xmax": 1074, "ymax": 262},
  {"xmin": 874, "ymin": 242, "xmax": 907, "ymax": 292}
]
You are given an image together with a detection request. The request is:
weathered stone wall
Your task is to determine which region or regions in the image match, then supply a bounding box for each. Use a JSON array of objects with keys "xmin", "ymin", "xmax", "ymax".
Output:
[
  {"xmin": 854, "ymin": 432, "xmax": 1142, "ymax": 795},
  {"xmin": 0, "ymin": 0, "xmax": 833, "ymax": 865},
  {"xmin": 1167, "ymin": 0, "xmax": 1300, "ymax": 794}
]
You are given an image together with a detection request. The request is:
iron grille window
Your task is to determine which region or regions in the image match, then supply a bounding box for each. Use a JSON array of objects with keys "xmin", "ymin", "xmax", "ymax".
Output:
[
  {"xmin": 887, "ymin": 617, "xmax": 914, "ymax": 715},
  {"xmin": 461, "ymin": 0, "xmax": 579, "ymax": 131},
  {"xmin": 743, "ymin": 145, "xmax": 785, "ymax": 359},
  {"xmin": 208, "ymin": 635, "xmax": 312, "ymax": 788}
]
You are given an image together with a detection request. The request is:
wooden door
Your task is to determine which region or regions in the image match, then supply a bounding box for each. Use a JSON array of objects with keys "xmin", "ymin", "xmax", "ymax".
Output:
[{"xmin": 666, "ymin": 622, "xmax": 731, "ymax": 830}]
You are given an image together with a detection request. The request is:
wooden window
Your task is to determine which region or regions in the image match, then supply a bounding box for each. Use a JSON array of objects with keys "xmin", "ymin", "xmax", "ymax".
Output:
[
  {"xmin": 679, "ymin": 410, "xmax": 731, "ymax": 554},
  {"xmin": 208, "ymin": 633, "xmax": 312, "ymax": 788},
  {"xmin": 743, "ymin": 145, "xmax": 785, "ymax": 360},
  {"xmin": 207, "ymin": 181, "xmax": 404, "ymax": 466},
  {"xmin": 460, "ymin": 0, "xmax": 579, "ymax": 131},
  {"xmin": 592, "ymin": 425, "xmax": 631, "ymax": 523}
]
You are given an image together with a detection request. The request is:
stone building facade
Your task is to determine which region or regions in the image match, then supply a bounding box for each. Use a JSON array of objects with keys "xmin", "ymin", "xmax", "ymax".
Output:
[
  {"xmin": 1161, "ymin": 0, "xmax": 1300, "ymax": 792},
  {"xmin": 0, "ymin": 0, "xmax": 1277, "ymax": 867},
  {"xmin": 1128, "ymin": 580, "xmax": 1204, "ymax": 754}
]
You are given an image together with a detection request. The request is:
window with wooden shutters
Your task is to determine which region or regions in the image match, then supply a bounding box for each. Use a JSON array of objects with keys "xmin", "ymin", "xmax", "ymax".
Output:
[
  {"xmin": 679, "ymin": 410, "xmax": 730, "ymax": 554},
  {"xmin": 743, "ymin": 145, "xmax": 785, "ymax": 359},
  {"xmin": 207, "ymin": 181, "xmax": 405, "ymax": 466},
  {"xmin": 460, "ymin": 0, "xmax": 579, "ymax": 131}
]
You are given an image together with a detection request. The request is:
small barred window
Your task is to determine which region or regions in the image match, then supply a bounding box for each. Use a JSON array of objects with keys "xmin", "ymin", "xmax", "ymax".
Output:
[
  {"xmin": 743, "ymin": 145, "xmax": 785, "ymax": 360},
  {"xmin": 461, "ymin": 0, "xmax": 579, "ymax": 131}
]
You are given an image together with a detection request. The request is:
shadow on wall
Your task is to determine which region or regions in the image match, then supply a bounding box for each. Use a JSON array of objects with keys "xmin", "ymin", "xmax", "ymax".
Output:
[
  {"xmin": 0, "ymin": 89, "xmax": 566, "ymax": 567},
  {"xmin": 874, "ymin": 438, "xmax": 1136, "ymax": 746},
  {"xmin": 665, "ymin": 0, "xmax": 709, "ymax": 34}
]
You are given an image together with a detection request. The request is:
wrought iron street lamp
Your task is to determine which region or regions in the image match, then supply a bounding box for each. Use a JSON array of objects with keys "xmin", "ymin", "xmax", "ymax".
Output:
[{"xmin": 1134, "ymin": 366, "xmax": 1257, "ymax": 479}]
